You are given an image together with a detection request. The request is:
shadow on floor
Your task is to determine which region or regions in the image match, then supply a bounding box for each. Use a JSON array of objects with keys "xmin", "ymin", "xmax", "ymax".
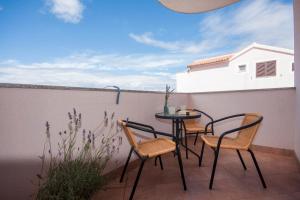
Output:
[{"xmin": 0, "ymin": 159, "xmax": 40, "ymax": 199}]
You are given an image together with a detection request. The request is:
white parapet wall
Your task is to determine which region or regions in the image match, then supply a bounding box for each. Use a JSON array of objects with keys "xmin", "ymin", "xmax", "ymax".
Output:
[
  {"xmin": 187, "ymin": 88, "xmax": 296, "ymax": 150},
  {"xmin": 0, "ymin": 84, "xmax": 188, "ymax": 199}
]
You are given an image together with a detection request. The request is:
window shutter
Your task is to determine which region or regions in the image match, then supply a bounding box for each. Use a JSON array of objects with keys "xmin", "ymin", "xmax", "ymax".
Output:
[
  {"xmin": 266, "ymin": 61, "xmax": 276, "ymax": 76},
  {"xmin": 256, "ymin": 63, "xmax": 266, "ymax": 77},
  {"xmin": 256, "ymin": 60, "xmax": 276, "ymax": 77}
]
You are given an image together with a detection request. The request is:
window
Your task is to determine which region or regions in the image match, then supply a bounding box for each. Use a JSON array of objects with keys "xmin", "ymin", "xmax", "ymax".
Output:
[
  {"xmin": 256, "ymin": 60, "xmax": 276, "ymax": 78},
  {"xmin": 238, "ymin": 64, "xmax": 246, "ymax": 72},
  {"xmin": 292, "ymin": 62, "xmax": 295, "ymax": 71}
]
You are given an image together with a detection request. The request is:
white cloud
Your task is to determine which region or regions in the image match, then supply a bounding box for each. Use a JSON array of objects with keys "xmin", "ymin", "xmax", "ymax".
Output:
[
  {"xmin": 130, "ymin": 0, "xmax": 293, "ymax": 55},
  {"xmin": 0, "ymin": 52, "xmax": 186, "ymax": 91},
  {"xmin": 13, "ymin": 52, "xmax": 187, "ymax": 71},
  {"xmin": 129, "ymin": 32, "xmax": 207, "ymax": 54},
  {"xmin": 47, "ymin": 0, "xmax": 84, "ymax": 23},
  {"xmin": 0, "ymin": 66, "xmax": 174, "ymax": 90},
  {"xmin": 199, "ymin": 0, "xmax": 294, "ymax": 50}
]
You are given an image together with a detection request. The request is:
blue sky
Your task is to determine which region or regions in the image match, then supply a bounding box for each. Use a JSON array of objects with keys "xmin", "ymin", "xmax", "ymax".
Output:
[{"xmin": 0, "ymin": 0, "xmax": 294, "ymax": 90}]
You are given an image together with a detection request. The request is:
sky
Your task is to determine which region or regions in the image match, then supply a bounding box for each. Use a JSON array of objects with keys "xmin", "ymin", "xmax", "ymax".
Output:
[{"xmin": 0, "ymin": 0, "xmax": 294, "ymax": 91}]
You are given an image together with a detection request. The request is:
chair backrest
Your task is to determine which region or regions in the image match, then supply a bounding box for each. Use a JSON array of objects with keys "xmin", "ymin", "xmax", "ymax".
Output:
[
  {"xmin": 236, "ymin": 113, "xmax": 263, "ymax": 148},
  {"xmin": 118, "ymin": 120, "xmax": 138, "ymax": 148}
]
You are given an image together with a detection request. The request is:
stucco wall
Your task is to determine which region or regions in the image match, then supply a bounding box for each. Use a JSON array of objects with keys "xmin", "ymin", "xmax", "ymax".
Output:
[
  {"xmin": 177, "ymin": 48, "xmax": 294, "ymax": 92},
  {"xmin": 294, "ymin": 0, "xmax": 300, "ymax": 161},
  {"xmin": 0, "ymin": 86, "xmax": 188, "ymax": 199},
  {"xmin": 0, "ymin": 85, "xmax": 297, "ymax": 199},
  {"xmin": 188, "ymin": 88, "xmax": 296, "ymax": 150}
]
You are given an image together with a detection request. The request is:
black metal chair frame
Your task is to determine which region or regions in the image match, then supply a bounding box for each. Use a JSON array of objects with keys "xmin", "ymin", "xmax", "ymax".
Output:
[
  {"xmin": 180, "ymin": 109, "xmax": 214, "ymax": 160},
  {"xmin": 119, "ymin": 120, "xmax": 187, "ymax": 200},
  {"xmin": 198, "ymin": 114, "xmax": 267, "ymax": 190}
]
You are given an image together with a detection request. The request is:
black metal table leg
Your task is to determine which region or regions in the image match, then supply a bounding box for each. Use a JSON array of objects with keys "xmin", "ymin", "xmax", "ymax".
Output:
[
  {"xmin": 185, "ymin": 131, "xmax": 188, "ymax": 159},
  {"xmin": 175, "ymin": 119, "xmax": 187, "ymax": 190}
]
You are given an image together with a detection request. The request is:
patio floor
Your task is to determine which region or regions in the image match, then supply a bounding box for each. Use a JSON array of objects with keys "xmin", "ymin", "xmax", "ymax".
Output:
[{"xmin": 94, "ymin": 138, "xmax": 300, "ymax": 200}]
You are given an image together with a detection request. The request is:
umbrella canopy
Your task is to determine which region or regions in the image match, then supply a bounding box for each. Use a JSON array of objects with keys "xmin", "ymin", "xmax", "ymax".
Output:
[{"xmin": 158, "ymin": 0, "xmax": 240, "ymax": 13}]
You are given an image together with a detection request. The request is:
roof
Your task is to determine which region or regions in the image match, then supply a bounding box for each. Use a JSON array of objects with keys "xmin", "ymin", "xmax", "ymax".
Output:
[
  {"xmin": 188, "ymin": 54, "xmax": 233, "ymax": 68},
  {"xmin": 188, "ymin": 43, "xmax": 294, "ymax": 69},
  {"xmin": 231, "ymin": 43, "xmax": 294, "ymax": 61}
]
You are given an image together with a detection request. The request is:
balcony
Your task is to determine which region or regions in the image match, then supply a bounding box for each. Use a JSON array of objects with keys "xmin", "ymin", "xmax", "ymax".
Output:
[{"xmin": 0, "ymin": 83, "xmax": 299, "ymax": 199}]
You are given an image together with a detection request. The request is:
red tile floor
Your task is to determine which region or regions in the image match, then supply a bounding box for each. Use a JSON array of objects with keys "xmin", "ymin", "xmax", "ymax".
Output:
[{"xmin": 94, "ymin": 139, "xmax": 300, "ymax": 200}]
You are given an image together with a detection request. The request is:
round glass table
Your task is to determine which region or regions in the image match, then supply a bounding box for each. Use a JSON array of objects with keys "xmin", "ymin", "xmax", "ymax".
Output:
[{"xmin": 155, "ymin": 110, "xmax": 202, "ymax": 145}]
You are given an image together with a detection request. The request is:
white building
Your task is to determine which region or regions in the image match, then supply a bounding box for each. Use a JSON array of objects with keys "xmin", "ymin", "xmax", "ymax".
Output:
[{"xmin": 176, "ymin": 43, "xmax": 294, "ymax": 92}]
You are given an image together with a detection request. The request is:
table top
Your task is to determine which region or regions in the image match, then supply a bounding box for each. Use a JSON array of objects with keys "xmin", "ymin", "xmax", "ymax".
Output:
[{"xmin": 155, "ymin": 110, "xmax": 201, "ymax": 120}]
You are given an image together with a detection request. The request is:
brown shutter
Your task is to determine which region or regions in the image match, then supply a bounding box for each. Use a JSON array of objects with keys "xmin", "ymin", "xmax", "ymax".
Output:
[
  {"xmin": 256, "ymin": 60, "xmax": 276, "ymax": 77},
  {"xmin": 266, "ymin": 61, "xmax": 276, "ymax": 76},
  {"xmin": 256, "ymin": 63, "xmax": 266, "ymax": 77}
]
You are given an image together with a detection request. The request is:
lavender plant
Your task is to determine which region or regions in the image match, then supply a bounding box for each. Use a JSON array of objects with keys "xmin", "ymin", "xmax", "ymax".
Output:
[{"xmin": 35, "ymin": 109, "xmax": 122, "ymax": 200}]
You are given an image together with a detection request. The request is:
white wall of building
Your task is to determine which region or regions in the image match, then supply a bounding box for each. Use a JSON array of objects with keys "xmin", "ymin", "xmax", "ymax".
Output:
[
  {"xmin": 177, "ymin": 47, "xmax": 294, "ymax": 92},
  {"xmin": 294, "ymin": 0, "xmax": 300, "ymax": 161}
]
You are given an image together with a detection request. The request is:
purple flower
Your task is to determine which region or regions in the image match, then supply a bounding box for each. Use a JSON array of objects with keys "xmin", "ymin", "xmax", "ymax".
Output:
[
  {"xmin": 111, "ymin": 112, "xmax": 115, "ymax": 120},
  {"xmin": 68, "ymin": 112, "xmax": 72, "ymax": 120}
]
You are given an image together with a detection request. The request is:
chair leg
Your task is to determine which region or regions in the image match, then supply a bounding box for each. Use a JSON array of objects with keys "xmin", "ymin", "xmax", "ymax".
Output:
[
  {"xmin": 120, "ymin": 147, "xmax": 133, "ymax": 183},
  {"xmin": 176, "ymin": 147, "xmax": 187, "ymax": 190},
  {"xmin": 236, "ymin": 150, "xmax": 247, "ymax": 170},
  {"xmin": 154, "ymin": 156, "xmax": 157, "ymax": 166},
  {"xmin": 193, "ymin": 133, "xmax": 199, "ymax": 145},
  {"xmin": 158, "ymin": 155, "xmax": 164, "ymax": 170},
  {"xmin": 185, "ymin": 134, "xmax": 188, "ymax": 159},
  {"xmin": 248, "ymin": 149, "xmax": 267, "ymax": 188},
  {"xmin": 129, "ymin": 159, "xmax": 146, "ymax": 200},
  {"xmin": 199, "ymin": 141, "xmax": 205, "ymax": 167},
  {"xmin": 209, "ymin": 147, "xmax": 220, "ymax": 189}
]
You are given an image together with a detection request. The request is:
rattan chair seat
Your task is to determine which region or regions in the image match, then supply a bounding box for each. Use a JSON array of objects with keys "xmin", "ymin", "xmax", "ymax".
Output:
[
  {"xmin": 136, "ymin": 138, "xmax": 176, "ymax": 158},
  {"xmin": 201, "ymin": 135, "xmax": 248, "ymax": 150}
]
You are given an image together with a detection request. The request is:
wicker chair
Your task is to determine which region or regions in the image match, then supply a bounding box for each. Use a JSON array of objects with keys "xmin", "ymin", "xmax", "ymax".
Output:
[
  {"xmin": 118, "ymin": 120, "xmax": 186, "ymax": 200},
  {"xmin": 199, "ymin": 113, "xmax": 266, "ymax": 189},
  {"xmin": 181, "ymin": 109, "xmax": 214, "ymax": 159}
]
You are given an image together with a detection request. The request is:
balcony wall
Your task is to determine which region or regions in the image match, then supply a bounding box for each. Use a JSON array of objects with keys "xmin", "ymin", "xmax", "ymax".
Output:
[
  {"xmin": 0, "ymin": 84, "xmax": 188, "ymax": 199},
  {"xmin": 294, "ymin": 0, "xmax": 300, "ymax": 161},
  {"xmin": 0, "ymin": 84, "xmax": 297, "ymax": 199},
  {"xmin": 188, "ymin": 88, "xmax": 296, "ymax": 150}
]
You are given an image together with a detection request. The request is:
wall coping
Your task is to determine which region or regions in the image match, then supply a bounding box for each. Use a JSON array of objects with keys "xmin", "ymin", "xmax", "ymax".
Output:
[{"xmin": 0, "ymin": 83, "xmax": 295, "ymax": 94}]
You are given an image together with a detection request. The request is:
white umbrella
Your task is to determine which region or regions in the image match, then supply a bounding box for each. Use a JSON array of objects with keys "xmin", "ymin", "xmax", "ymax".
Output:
[{"xmin": 158, "ymin": 0, "xmax": 240, "ymax": 13}]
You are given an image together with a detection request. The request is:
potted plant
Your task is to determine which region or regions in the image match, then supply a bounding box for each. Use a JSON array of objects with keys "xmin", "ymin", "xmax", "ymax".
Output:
[{"xmin": 164, "ymin": 84, "xmax": 174, "ymax": 114}]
